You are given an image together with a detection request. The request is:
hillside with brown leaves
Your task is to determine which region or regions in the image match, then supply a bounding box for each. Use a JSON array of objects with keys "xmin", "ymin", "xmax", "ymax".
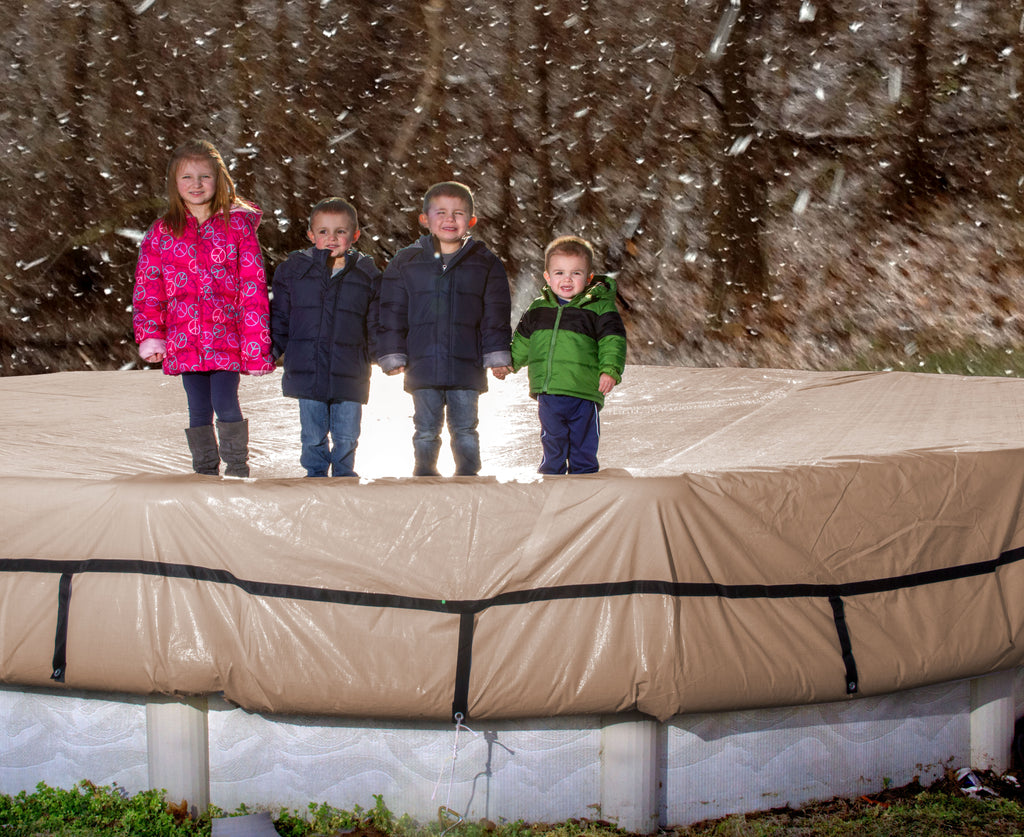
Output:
[{"xmin": 1, "ymin": 0, "xmax": 1021, "ymax": 376}]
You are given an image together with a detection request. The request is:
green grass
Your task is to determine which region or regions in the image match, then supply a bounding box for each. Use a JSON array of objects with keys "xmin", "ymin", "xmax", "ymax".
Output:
[
  {"xmin": 0, "ymin": 781, "xmax": 203, "ymax": 836},
  {"xmin": 846, "ymin": 341, "xmax": 1024, "ymax": 377},
  {"xmin": 670, "ymin": 794, "xmax": 1024, "ymax": 835},
  {"xmin": 3, "ymin": 778, "xmax": 1024, "ymax": 837}
]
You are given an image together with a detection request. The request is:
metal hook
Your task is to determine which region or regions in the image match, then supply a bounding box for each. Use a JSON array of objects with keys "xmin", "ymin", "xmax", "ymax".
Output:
[{"xmin": 438, "ymin": 805, "xmax": 464, "ymax": 837}]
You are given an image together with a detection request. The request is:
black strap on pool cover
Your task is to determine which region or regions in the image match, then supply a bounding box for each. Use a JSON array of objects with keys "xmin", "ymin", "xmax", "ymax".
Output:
[
  {"xmin": 50, "ymin": 572, "xmax": 73, "ymax": 683},
  {"xmin": 5, "ymin": 544, "xmax": 1021, "ymax": 719},
  {"xmin": 451, "ymin": 612, "xmax": 475, "ymax": 722},
  {"xmin": 828, "ymin": 595, "xmax": 859, "ymax": 695}
]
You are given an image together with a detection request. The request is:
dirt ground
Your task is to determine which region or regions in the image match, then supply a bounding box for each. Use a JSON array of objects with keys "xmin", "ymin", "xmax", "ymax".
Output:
[{"xmin": 676, "ymin": 768, "xmax": 1024, "ymax": 833}]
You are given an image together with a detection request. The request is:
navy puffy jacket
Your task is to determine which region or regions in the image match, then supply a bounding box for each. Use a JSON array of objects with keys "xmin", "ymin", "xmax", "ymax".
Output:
[
  {"xmin": 377, "ymin": 235, "xmax": 512, "ymax": 392},
  {"xmin": 271, "ymin": 247, "xmax": 381, "ymax": 404}
]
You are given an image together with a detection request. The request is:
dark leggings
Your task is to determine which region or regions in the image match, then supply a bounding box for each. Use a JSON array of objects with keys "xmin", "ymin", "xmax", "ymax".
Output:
[{"xmin": 181, "ymin": 371, "xmax": 243, "ymax": 427}]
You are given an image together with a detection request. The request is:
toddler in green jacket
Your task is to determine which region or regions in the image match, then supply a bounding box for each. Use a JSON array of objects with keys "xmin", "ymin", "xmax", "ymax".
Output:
[{"xmin": 504, "ymin": 235, "xmax": 627, "ymax": 474}]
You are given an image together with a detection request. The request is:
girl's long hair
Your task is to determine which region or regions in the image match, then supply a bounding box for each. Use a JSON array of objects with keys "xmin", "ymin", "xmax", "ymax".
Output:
[{"xmin": 163, "ymin": 139, "xmax": 255, "ymax": 236}]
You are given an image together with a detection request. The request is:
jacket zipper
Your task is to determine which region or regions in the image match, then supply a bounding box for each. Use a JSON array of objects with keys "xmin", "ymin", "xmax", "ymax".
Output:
[
  {"xmin": 541, "ymin": 301, "xmax": 564, "ymax": 392},
  {"xmin": 320, "ymin": 252, "xmax": 351, "ymax": 391},
  {"xmin": 540, "ymin": 286, "xmax": 596, "ymax": 392},
  {"xmin": 437, "ymin": 240, "xmax": 464, "ymax": 381}
]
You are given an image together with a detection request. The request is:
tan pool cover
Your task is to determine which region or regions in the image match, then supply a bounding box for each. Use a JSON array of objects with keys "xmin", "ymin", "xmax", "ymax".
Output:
[{"xmin": 2, "ymin": 366, "xmax": 1023, "ymax": 721}]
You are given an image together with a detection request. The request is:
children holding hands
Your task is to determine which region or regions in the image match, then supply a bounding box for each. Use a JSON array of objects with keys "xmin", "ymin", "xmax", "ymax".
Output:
[{"xmin": 134, "ymin": 149, "xmax": 624, "ymax": 479}]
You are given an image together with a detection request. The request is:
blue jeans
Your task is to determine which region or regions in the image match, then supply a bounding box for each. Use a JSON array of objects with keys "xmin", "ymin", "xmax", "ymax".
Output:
[
  {"xmin": 298, "ymin": 398, "xmax": 362, "ymax": 477},
  {"xmin": 411, "ymin": 388, "xmax": 480, "ymax": 476},
  {"xmin": 181, "ymin": 371, "xmax": 242, "ymax": 427},
  {"xmin": 537, "ymin": 394, "xmax": 600, "ymax": 474}
]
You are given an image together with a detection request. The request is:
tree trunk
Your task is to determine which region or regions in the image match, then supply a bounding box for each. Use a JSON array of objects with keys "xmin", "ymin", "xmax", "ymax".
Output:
[
  {"xmin": 891, "ymin": 0, "xmax": 943, "ymax": 207},
  {"xmin": 531, "ymin": 0, "xmax": 554, "ymax": 245},
  {"xmin": 388, "ymin": 0, "xmax": 446, "ymax": 165},
  {"xmin": 708, "ymin": 0, "xmax": 770, "ymax": 327},
  {"xmin": 496, "ymin": 0, "xmax": 523, "ymax": 287},
  {"xmin": 231, "ymin": 0, "xmax": 255, "ymax": 188},
  {"xmin": 1011, "ymin": 0, "xmax": 1024, "ymax": 213}
]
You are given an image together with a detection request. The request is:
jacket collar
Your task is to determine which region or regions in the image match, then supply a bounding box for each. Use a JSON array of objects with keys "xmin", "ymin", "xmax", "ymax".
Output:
[
  {"xmin": 417, "ymin": 234, "xmax": 476, "ymax": 270},
  {"xmin": 541, "ymin": 274, "xmax": 614, "ymax": 305},
  {"xmin": 305, "ymin": 247, "xmax": 357, "ymax": 276}
]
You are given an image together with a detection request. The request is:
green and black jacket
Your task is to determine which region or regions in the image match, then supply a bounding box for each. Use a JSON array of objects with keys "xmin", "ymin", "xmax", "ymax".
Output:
[{"xmin": 510, "ymin": 274, "xmax": 627, "ymax": 407}]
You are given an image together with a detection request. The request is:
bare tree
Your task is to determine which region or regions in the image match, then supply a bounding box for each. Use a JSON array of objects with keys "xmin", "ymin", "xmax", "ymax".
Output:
[
  {"xmin": 491, "ymin": 0, "xmax": 528, "ymax": 286},
  {"xmin": 889, "ymin": 0, "xmax": 943, "ymax": 210},
  {"xmin": 2, "ymin": 0, "xmax": 1023, "ymax": 374},
  {"xmin": 388, "ymin": 0, "xmax": 447, "ymax": 166},
  {"xmin": 530, "ymin": 1, "xmax": 555, "ymax": 245},
  {"xmin": 705, "ymin": 0, "xmax": 771, "ymax": 327},
  {"xmin": 1009, "ymin": 0, "xmax": 1024, "ymax": 213}
]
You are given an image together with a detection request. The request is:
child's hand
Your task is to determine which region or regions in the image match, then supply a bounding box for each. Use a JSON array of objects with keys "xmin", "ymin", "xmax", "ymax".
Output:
[
  {"xmin": 385, "ymin": 366, "xmax": 405, "ymax": 375},
  {"xmin": 138, "ymin": 338, "xmax": 165, "ymax": 363},
  {"xmin": 598, "ymin": 373, "xmax": 616, "ymax": 395},
  {"xmin": 490, "ymin": 365, "xmax": 513, "ymax": 380}
]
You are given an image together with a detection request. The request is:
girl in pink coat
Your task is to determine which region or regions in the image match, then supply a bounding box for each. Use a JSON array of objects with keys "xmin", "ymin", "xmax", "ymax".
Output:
[{"xmin": 133, "ymin": 139, "xmax": 274, "ymax": 477}]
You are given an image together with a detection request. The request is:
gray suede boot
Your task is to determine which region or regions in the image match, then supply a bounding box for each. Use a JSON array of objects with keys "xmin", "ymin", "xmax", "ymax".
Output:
[
  {"xmin": 184, "ymin": 425, "xmax": 219, "ymax": 475},
  {"xmin": 216, "ymin": 419, "xmax": 250, "ymax": 478}
]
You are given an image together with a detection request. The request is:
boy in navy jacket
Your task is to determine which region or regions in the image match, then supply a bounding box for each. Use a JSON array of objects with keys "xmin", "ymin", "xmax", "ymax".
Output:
[
  {"xmin": 377, "ymin": 182, "xmax": 512, "ymax": 476},
  {"xmin": 271, "ymin": 198, "xmax": 381, "ymax": 477}
]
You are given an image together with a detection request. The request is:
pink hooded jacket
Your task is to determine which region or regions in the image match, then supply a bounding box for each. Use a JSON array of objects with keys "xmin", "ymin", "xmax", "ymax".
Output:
[{"xmin": 132, "ymin": 204, "xmax": 275, "ymax": 375}]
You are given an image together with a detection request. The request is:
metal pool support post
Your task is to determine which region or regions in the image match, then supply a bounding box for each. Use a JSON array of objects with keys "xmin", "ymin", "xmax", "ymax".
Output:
[
  {"xmin": 146, "ymin": 695, "xmax": 210, "ymax": 811},
  {"xmin": 969, "ymin": 670, "xmax": 1016, "ymax": 772},
  {"xmin": 600, "ymin": 715, "xmax": 659, "ymax": 833}
]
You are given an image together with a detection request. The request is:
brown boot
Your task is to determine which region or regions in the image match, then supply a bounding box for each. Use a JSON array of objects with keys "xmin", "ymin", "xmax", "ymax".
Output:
[
  {"xmin": 216, "ymin": 419, "xmax": 250, "ymax": 478},
  {"xmin": 184, "ymin": 425, "xmax": 219, "ymax": 475}
]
